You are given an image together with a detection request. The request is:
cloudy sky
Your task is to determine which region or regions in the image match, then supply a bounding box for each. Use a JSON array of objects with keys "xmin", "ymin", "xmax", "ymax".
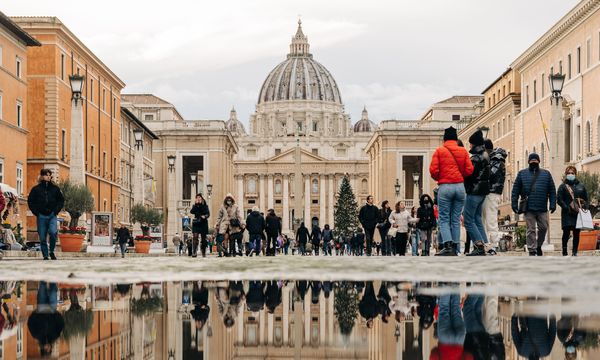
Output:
[{"xmin": 5, "ymin": 0, "xmax": 579, "ymax": 125}]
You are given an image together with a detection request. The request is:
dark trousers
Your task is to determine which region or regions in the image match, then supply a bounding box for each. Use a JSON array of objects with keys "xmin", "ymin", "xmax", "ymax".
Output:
[
  {"xmin": 379, "ymin": 227, "xmax": 391, "ymax": 256},
  {"xmin": 191, "ymin": 233, "xmax": 206, "ymax": 255},
  {"xmin": 229, "ymin": 233, "xmax": 243, "ymax": 256},
  {"xmin": 562, "ymin": 227, "xmax": 580, "ymax": 255},
  {"xmin": 266, "ymin": 233, "xmax": 278, "ymax": 255},
  {"xmin": 365, "ymin": 227, "xmax": 375, "ymax": 256},
  {"xmin": 395, "ymin": 233, "xmax": 408, "ymax": 256},
  {"xmin": 312, "ymin": 242, "xmax": 320, "ymax": 256}
]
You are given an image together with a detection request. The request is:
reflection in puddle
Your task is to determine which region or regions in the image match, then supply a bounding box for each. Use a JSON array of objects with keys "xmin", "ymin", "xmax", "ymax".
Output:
[{"xmin": 1, "ymin": 280, "xmax": 599, "ymax": 359}]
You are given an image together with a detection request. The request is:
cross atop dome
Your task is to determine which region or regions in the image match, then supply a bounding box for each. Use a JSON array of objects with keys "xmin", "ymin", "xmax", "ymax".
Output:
[{"xmin": 288, "ymin": 19, "xmax": 311, "ymax": 58}]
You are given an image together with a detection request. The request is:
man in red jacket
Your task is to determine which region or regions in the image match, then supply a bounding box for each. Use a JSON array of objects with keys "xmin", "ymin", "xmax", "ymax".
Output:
[{"xmin": 430, "ymin": 127, "xmax": 474, "ymax": 255}]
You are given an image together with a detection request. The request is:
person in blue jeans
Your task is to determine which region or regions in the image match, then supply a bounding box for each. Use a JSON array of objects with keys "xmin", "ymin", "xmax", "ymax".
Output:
[
  {"xmin": 437, "ymin": 292, "xmax": 466, "ymax": 346},
  {"xmin": 28, "ymin": 282, "xmax": 64, "ymax": 356},
  {"xmin": 430, "ymin": 127, "xmax": 473, "ymax": 256},
  {"xmin": 463, "ymin": 130, "xmax": 490, "ymax": 256},
  {"xmin": 27, "ymin": 169, "xmax": 65, "ymax": 260}
]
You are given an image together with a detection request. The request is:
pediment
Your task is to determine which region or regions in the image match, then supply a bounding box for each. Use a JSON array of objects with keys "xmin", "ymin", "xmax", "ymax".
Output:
[{"xmin": 266, "ymin": 148, "xmax": 328, "ymax": 163}]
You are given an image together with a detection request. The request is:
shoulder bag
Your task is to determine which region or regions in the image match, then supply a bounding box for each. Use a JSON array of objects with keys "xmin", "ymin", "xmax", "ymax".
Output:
[
  {"xmin": 565, "ymin": 185, "xmax": 580, "ymax": 215},
  {"xmin": 517, "ymin": 170, "xmax": 540, "ymax": 214}
]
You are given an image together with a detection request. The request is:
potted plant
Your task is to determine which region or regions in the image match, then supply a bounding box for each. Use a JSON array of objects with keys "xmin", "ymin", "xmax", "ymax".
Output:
[
  {"xmin": 58, "ymin": 180, "xmax": 94, "ymax": 252},
  {"xmin": 133, "ymin": 235, "xmax": 153, "ymax": 254},
  {"xmin": 62, "ymin": 289, "xmax": 94, "ymax": 356},
  {"xmin": 131, "ymin": 283, "xmax": 163, "ymax": 317},
  {"xmin": 131, "ymin": 204, "xmax": 163, "ymax": 254}
]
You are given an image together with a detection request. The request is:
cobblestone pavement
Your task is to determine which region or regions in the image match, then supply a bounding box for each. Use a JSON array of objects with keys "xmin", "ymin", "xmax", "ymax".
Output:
[{"xmin": 0, "ymin": 256, "xmax": 598, "ymax": 299}]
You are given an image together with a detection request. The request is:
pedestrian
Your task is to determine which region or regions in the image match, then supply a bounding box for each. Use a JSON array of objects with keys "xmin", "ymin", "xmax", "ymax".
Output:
[
  {"xmin": 358, "ymin": 195, "xmax": 379, "ymax": 256},
  {"xmin": 190, "ymin": 282, "xmax": 210, "ymax": 332},
  {"xmin": 409, "ymin": 206, "xmax": 420, "ymax": 256},
  {"xmin": 296, "ymin": 222, "xmax": 309, "ymax": 255},
  {"xmin": 28, "ymin": 282, "xmax": 64, "ymax": 357},
  {"xmin": 463, "ymin": 130, "xmax": 490, "ymax": 256},
  {"xmin": 430, "ymin": 127, "xmax": 474, "ymax": 256},
  {"xmin": 511, "ymin": 153, "xmax": 556, "ymax": 256},
  {"xmin": 27, "ymin": 169, "xmax": 65, "ymax": 261},
  {"xmin": 377, "ymin": 200, "xmax": 392, "ymax": 256},
  {"xmin": 283, "ymin": 234, "xmax": 290, "ymax": 255},
  {"xmin": 511, "ymin": 314, "xmax": 557, "ymax": 359},
  {"xmin": 359, "ymin": 282, "xmax": 379, "ymax": 329},
  {"xmin": 322, "ymin": 224, "xmax": 333, "ymax": 256},
  {"xmin": 214, "ymin": 193, "xmax": 244, "ymax": 257},
  {"xmin": 171, "ymin": 232, "xmax": 181, "ymax": 256},
  {"xmin": 246, "ymin": 206, "xmax": 266, "ymax": 257},
  {"xmin": 483, "ymin": 140, "xmax": 507, "ymax": 254},
  {"xmin": 557, "ymin": 166, "xmax": 588, "ymax": 256},
  {"xmin": 310, "ymin": 222, "xmax": 322, "ymax": 256},
  {"xmin": 416, "ymin": 194, "xmax": 436, "ymax": 256},
  {"xmin": 190, "ymin": 193, "xmax": 210, "ymax": 257},
  {"xmin": 353, "ymin": 228, "xmax": 365, "ymax": 256},
  {"xmin": 388, "ymin": 201, "xmax": 418, "ymax": 256},
  {"xmin": 116, "ymin": 223, "xmax": 132, "ymax": 258},
  {"xmin": 265, "ymin": 209, "xmax": 282, "ymax": 256}
]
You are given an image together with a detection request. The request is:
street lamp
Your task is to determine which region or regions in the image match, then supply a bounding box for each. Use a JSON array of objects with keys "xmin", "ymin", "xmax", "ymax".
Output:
[
  {"xmin": 412, "ymin": 172, "xmax": 420, "ymax": 183},
  {"xmin": 168, "ymin": 350, "xmax": 175, "ymax": 360},
  {"xmin": 69, "ymin": 74, "xmax": 84, "ymax": 104},
  {"xmin": 206, "ymin": 184, "xmax": 213, "ymax": 199},
  {"xmin": 549, "ymin": 73, "xmax": 566, "ymax": 104},
  {"xmin": 479, "ymin": 126, "xmax": 490, "ymax": 139},
  {"xmin": 167, "ymin": 155, "xmax": 176, "ymax": 172},
  {"xmin": 190, "ymin": 173, "xmax": 197, "ymax": 182},
  {"xmin": 133, "ymin": 128, "xmax": 143, "ymax": 150},
  {"xmin": 395, "ymin": 324, "xmax": 401, "ymax": 342},
  {"xmin": 394, "ymin": 179, "xmax": 401, "ymax": 197},
  {"xmin": 190, "ymin": 173, "xmax": 197, "ymax": 197}
]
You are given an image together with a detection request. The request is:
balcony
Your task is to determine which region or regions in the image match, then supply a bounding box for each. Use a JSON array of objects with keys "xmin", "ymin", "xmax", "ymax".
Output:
[{"xmin": 177, "ymin": 200, "xmax": 191, "ymax": 211}]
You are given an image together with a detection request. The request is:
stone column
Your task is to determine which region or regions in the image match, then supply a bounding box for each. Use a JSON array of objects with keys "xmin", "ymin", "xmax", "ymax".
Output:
[
  {"xmin": 304, "ymin": 175, "xmax": 311, "ymax": 230},
  {"xmin": 267, "ymin": 174, "xmax": 274, "ymax": 210},
  {"xmin": 319, "ymin": 292, "xmax": 326, "ymax": 344},
  {"xmin": 319, "ymin": 174, "xmax": 326, "ymax": 225},
  {"xmin": 304, "ymin": 289, "xmax": 311, "ymax": 344},
  {"xmin": 328, "ymin": 175, "xmax": 335, "ymax": 226},
  {"xmin": 283, "ymin": 175, "xmax": 290, "ymax": 233},
  {"xmin": 259, "ymin": 175, "xmax": 266, "ymax": 212},
  {"xmin": 236, "ymin": 175, "xmax": 244, "ymax": 215},
  {"xmin": 282, "ymin": 284, "xmax": 290, "ymax": 345}
]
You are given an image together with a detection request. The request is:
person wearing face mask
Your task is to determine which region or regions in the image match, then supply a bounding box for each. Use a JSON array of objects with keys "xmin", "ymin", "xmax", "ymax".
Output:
[
  {"xmin": 511, "ymin": 153, "xmax": 557, "ymax": 256},
  {"xmin": 214, "ymin": 193, "xmax": 244, "ymax": 257},
  {"xmin": 416, "ymin": 194, "xmax": 436, "ymax": 256},
  {"xmin": 556, "ymin": 166, "xmax": 588, "ymax": 256}
]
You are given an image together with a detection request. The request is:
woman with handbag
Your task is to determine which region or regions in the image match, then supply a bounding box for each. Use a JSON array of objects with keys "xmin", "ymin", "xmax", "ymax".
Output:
[
  {"xmin": 557, "ymin": 166, "xmax": 588, "ymax": 256},
  {"xmin": 377, "ymin": 201, "xmax": 392, "ymax": 256},
  {"xmin": 215, "ymin": 193, "xmax": 244, "ymax": 257},
  {"xmin": 190, "ymin": 193, "xmax": 210, "ymax": 257}
]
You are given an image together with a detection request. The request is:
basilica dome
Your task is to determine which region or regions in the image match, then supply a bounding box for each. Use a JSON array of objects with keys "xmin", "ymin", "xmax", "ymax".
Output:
[
  {"xmin": 257, "ymin": 21, "xmax": 342, "ymax": 105},
  {"xmin": 353, "ymin": 107, "xmax": 376, "ymax": 132}
]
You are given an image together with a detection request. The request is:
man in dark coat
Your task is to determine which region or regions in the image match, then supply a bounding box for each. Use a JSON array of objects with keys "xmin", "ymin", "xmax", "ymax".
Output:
[
  {"xmin": 416, "ymin": 194, "xmax": 436, "ymax": 256},
  {"xmin": 265, "ymin": 209, "xmax": 282, "ymax": 256},
  {"xmin": 28, "ymin": 282, "xmax": 64, "ymax": 357},
  {"xmin": 511, "ymin": 153, "xmax": 556, "ymax": 256},
  {"xmin": 511, "ymin": 315, "xmax": 556, "ymax": 358},
  {"xmin": 116, "ymin": 223, "xmax": 132, "ymax": 258},
  {"xmin": 190, "ymin": 193, "xmax": 210, "ymax": 257},
  {"xmin": 246, "ymin": 206, "xmax": 266, "ymax": 256},
  {"xmin": 358, "ymin": 195, "xmax": 379, "ymax": 256},
  {"xmin": 483, "ymin": 140, "xmax": 507, "ymax": 253},
  {"xmin": 27, "ymin": 169, "xmax": 65, "ymax": 260},
  {"xmin": 359, "ymin": 281, "xmax": 379, "ymax": 328}
]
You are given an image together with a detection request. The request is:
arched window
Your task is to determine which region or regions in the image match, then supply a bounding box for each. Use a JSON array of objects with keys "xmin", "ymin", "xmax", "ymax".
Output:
[
  {"xmin": 274, "ymin": 179, "xmax": 282, "ymax": 194},
  {"xmin": 311, "ymin": 179, "xmax": 319, "ymax": 194},
  {"xmin": 361, "ymin": 179, "xmax": 368, "ymax": 193},
  {"xmin": 247, "ymin": 178, "xmax": 257, "ymax": 194},
  {"xmin": 586, "ymin": 121, "xmax": 591, "ymax": 155},
  {"xmin": 497, "ymin": 120, "xmax": 501, "ymax": 137}
]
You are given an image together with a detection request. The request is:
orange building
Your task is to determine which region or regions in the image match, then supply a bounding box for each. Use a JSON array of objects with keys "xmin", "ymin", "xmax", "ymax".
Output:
[
  {"xmin": 11, "ymin": 17, "xmax": 125, "ymax": 239},
  {"xmin": 0, "ymin": 12, "xmax": 40, "ymax": 233}
]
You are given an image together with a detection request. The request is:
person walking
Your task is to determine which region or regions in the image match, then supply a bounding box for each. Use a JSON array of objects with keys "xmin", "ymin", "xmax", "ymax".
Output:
[
  {"xmin": 511, "ymin": 153, "xmax": 556, "ymax": 256},
  {"xmin": 557, "ymin": 166, "xmax": 588, "ymax": 256},
  {"xmin": 116, "ymin": 223, "xmax": 132, "ymax": 258},
  {"xmin": 265, "ymin": 209, "xmax": 282, "ymax": 256},
  {"xmin": 430, "ymin": 127, "xmax": 474, "ymax": 256},
  {"xmin": 463, "ymin": 130, "xmax": 490, "ymax": 256},
  {"xmin": 359, "ymin": 195, "xmax": 379, "ymax": 256},
  {"xmin": 377, "ymin": 201, "xmax": 392, "ymax": 256},
  {"xmin": 388, "ymin": 201, "xmax": 418, "ymax": 256},
  {"xmin": 353, "ymin": 228, "xmax": 365, "ymax": 256},
  {"xmin": 295, "ymin": 222, "xmax": 309, "ymax": 255},
  {"xmin": 409, "ymin": 206, "xmax": 420, "ymax": 256},
  {"xmin": 246, "ymin": 206, "xmax": 266, "ymax": 257},
  {"xmin": 27, "ymin": 169, "xmax": 65, "ymax": 261},
  {"xmin": 214, "ymin": 193, "xmax": 244, "ymax": 257},
  {"xmin": 28, "ymin": 282, "xmax": 64, "ymax": 357},
  {"xmin": 322, "ymin": 224, "xmax": 333, "ymax": 256},
  {"xmin": 416, "ymin": 194, "xmax": 436, "ymax": 256},
  {"xmin": 190, "ymin": 193, "xmax": 210, "ymax": 257},
  {"xmin": 310, "ymin": 223, "xmax": 322, "ymax": 256},
  {"xmin": 483, "ymin": 140, "xmax": 507, "ymax": 254}
]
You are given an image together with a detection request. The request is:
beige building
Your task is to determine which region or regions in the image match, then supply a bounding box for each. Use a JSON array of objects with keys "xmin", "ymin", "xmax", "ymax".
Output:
[{"xmin": 458, "ymin": 69, "xmax": 521, "ymax": 218}]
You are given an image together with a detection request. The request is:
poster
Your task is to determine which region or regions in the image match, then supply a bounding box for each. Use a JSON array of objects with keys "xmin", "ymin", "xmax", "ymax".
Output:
[
  {"xmin": 149, "ymin": 225, "xmax": 162, "ymax": 239},
  {"xmin": 182, "ymin": 217, "xmax": 191, "ymax": 232},
  {"xmin": 91, "ymin": 212, "xmax": 113, "ymax": 246}
]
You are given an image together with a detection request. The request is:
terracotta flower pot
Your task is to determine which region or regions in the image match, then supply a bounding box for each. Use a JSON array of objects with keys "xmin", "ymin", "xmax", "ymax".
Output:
[
  {"xmin": 59, "ymin": 233, "xmax": 85, "ymax": 252},
  {"xmin": 578, "ymin": 230, "xmax": 599, "ymax": 251},
  {"xmin": 134, "ymin": 240, "xmax": 151, "ymax": 254}
]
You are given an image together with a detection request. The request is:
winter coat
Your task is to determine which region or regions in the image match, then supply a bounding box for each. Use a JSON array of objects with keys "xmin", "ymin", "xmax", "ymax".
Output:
[
  {"xmin": 359, "ymin": 282, "xmax": 379, "ymax": 321},
  {"xmin": 389, "ymin": 210, "xmax": 418, "ymax": 233},
  {"xmin": 557, "ymin": 179, "xmax": 588, "ymax": 229},
  {"xmin": 489, "ymin": 148, "xmax": 507, "ymax": 194},
  {"xmin": 190, "ymin": 202, "xmax": 210, "ymax": 234},
  {"xmin": 311, "ymin": 226, "xmax": 322, "ymax": 244},
  {"xmin": 215, "ymin": 200, "xmax": 244, "ymax": 235},
  {"xmin": 511, "ymin": 167, "xmax": 557, "ymax": 213},
  {"xmin": 464, "ymin": 145, "xmax": 490, "ymax": 196},
  {"xmin": 359, "ymin": 203, "xmax": 379, "ymax": 229},
  {"xmin": 353, "ymin": 232, "xmax": 365, "ymax": 245},
  {"xmin": 27, "ymin": 311, "xmax": 64, "ymax": 347},
  {"xmin": 265, "ymin": 281, "xmax": 282, "ymax": 313},
  {"xmin": 0, "ymin": 192, "xmax": 5, "ymax": 214},
  {"xmin": 322, "ymin": 228, "xmax": 333, "ymax": 242},
  {"xmin": 511, "ymin": 315, "xmax": 556, "ymax": 358},
  {"xmin": 245, "ymin": 211, "xmax": 266, "ymax": 235},
  {"xmin": 265, "ymin": 213, "xmax": 282, "ymax": 236},
  {"xmin": 296, "ymin": 226, "xmax": 309, "ymax": 244},
  {"xmin": 430, "ymin": 140, "xmax": 474, "ymax": 185},
  {"xmin": 246, "ymin": 281, "xmax": 265, "ymax": 312},
  {"xmin": 429, "ymin": 345, "xmax": 473, "ymax": 360},
  {"xmin": 377, "ymin": 207, "xmax": 392, "ymax": 230},
  {"xmin": 116, "ymin": 227, "xmax": 131, "ymax": 245},
  {"xmin": 416, "ymin": 195, "xmax": 436, "ymax": 230},
  {"xmin": 27, "ymin": 181, "xmax": 65, "ymax": 217}
]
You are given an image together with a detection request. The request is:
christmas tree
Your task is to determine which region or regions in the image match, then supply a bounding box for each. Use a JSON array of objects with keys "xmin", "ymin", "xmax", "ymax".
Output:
[
  {"xmin": 334, "ymin": 282, "xmax": 359, "ymax": 336},
  {"xmin": 334, "ymin": 175, "xmax": 359, "ymax": 236}
]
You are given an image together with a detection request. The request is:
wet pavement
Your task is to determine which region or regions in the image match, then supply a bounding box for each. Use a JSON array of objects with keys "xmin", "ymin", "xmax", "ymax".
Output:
[{"xmin": 0, "ymin": 256, "xmax": 598, "ymax": 359}]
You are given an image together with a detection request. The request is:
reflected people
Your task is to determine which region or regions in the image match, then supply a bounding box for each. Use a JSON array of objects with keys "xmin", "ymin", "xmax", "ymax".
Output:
[
  {"xmin": 27, "ymin": 282, "xmax": 64, "ymax": 357},
  {"xmin": 511, "ymin": 313, "xmax": 556, "ymax": 359},
  {"xmin": 190, "ymin": 282, "xmax": 210, "ymax": 331}
]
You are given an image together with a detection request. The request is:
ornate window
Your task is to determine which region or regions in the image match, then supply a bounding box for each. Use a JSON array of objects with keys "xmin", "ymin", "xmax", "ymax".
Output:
[
  {"xmin": 311, "ymin": 179, "xmax": 319, "ymax": 194},
  {"xmin": 247, "ymin": 178, "xmax": 257, "ymax": 194},
  {"xmin": 361, "ymin": 179, "xmax": 368, "ymax": 194},
  {"xmin": 275, "ymin": 179, "xmax": 282, "ymax": 194},
  {"xmin": 312, "ymin": 120, "xmax": 318, "ymax": 132}
]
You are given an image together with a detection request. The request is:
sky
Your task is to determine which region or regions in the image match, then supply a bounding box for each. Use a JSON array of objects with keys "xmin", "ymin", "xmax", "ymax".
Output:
[{"xmin": 4, "ymin": 0, "xmax": 580, "ymax": 125}]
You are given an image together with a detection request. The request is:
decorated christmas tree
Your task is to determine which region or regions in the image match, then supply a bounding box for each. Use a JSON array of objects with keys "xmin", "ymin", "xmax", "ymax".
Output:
[
  {"xmin": 334, "ymin": 282, "xmax": 359, "ymax": 336},
  {"xmin": 334, "ymin": 175, "xmax": 359, "ymax": 236}
]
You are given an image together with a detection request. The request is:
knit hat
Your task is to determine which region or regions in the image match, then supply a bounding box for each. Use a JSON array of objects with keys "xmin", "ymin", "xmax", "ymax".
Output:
[
  {"xmin": 484, "ymin": 139, "xmax": 494, "ymax": 151},
  {"xmin": 468, "ymin": 130, "xmax": 485, "ymax": 146},
  {"xmin": 443, "ymin": 126, "xmax": 458, "ymax": 141},
  {"xmin": 528, "ymin": 153, "xmax": 540, "ymax": 163}
]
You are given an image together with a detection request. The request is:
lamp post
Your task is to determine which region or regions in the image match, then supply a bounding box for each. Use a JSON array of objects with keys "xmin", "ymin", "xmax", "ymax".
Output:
[
  {"xmin": 133, "ymin": 128, "xmax": 143, "ymax": 150},
  {"xmin": 479, "ymin": 126, "xmax": 490, "ymax": 139},
  {"xmin": 190, "ymin": 173, "xmax": 197, "ymax": 199},
  {"xmin": 168, "ymin": 349, "xmax": 175, "ymax": 360},
  {"xmin": 68, "ymin": 74, "xmax": 86, "ymax": 186},
  {"xmin": 167, "ymin": 154, "xmax": 177, "ymax": 253},
  {"xmin": 206, "ymin": 184, "xmax": 213, "ymax": 199},
  {"xmin": 395, "ymin": 324, "xmax": 401, "ymax": 342},
  {"xmin": 412, "ymin": 172, "xmax": 420, "ymax": 207},
  {"xmin": 394, "ymin": 179, "xmax": 401, "ymax": 200},
  {"xmin": 167, "ymin": 155, "xmax": 176, "ymax": 172}
]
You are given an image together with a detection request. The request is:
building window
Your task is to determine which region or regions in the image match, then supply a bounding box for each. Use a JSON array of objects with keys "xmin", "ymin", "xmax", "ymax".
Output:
[
  {"xmin": 90, "ymin": 79, "xmax": 94, "ymax": 103},
  {"xmin": 508, "ymin": 80, "xmax": 512, "ymax": 92},
  {"xmin": 296, "ymin": 121, "xmax": 303, "ymax": 131},
  {"xmin": 275, "ymin": 199, "xmax": 282, "ymax": 204},
  {"xmin": 16, "ymin": 163, "xmax": 23, "ymax": 196},
  {"xmin": 312, "ymin": 199, "xmax": 319, "ymax": 204},
  {"xmin": 312, "ymin": 149, "xmax": 318, "ymax": 156},
  {"xmin": 274, "ymin": 148, "xmax": 281, "ymax": 156},
  {"xmin": 559, "ymin": 60, "xmax": 563, "ymax": 74},
  {"xmin": 533, "ymin": 80, "xmax": 537, "ymax": 103},
  {"xmin": 274, "ymin": 179, "xmax": 282, "ymax": 194},
  {"xmin": 503, "ymin": 85, "xmax": 506, "ymax": 97},
  {"xmin": 587, "ymin": 39, "xmax": 592, "ymax": 68},
  {"xmin": 586, "ymin": 121, "xmax": 592, "ymax": 154},
  {"xmin": 112, "ymin": 97, "xmax": 117, "ymax": 118},
  {"xmin": 577, "ymin": 46, "xmax": 581, "ymax": 74},
  {"xmin": 541, "ymin": 73, "xmax": 545, "ymax": 97},
  {"xmin": 551, "ymin": 66, "xmax": 554, "ymax": 75},
  {"xmin": 0, "ymin": 93, "xmax": 3, "ymax": 120},
  {"xmin": 568, "ymin": 54, "xmax": 572, "ymax": 79},
  {"xmin": 361, "ymin": 179, "xmax": 368, "ymax": 193},
  {"xmin": 90, "ymin": 145, "xmax": 95, "ymax": 171},
  {"xmin": 60, "ymin": 54, "xmax": 65, "ymax": 80},
  {"xmin": 103, "ymin": 152, "xmax": 107, "ymax": 176},
  {"xmin": 16, "ymin": 101, "xmax": 22, "ymax": 127},
  {"xmin": 16, "ymin": 57, "xmax": 22, "ymax": 78},
  {"xmin": 493, "ymin": 94, "xmax": 496, "ymax": 105},
  {"xmin": 312, "ymin": 120, "xmax": 318, "ymax": 132},
  {"xmin": 311, "ymin": 179, "xmax": 319, "ymax": 194},
  {"xmin": 336, "ymin": 148, "xmax": 347, "ymax": 157},
  {"xmin": 246, "ymin": 148, "xmax": 257, "ymax": 157},
  {"xmin": 525, "ymin": 85, "xmax": 529, "ymax": 107},
  {"xmin": 452, "ymin": 114, "xmax": 460, "ymax": 121},
  {"xmin": 144, "ymin": 114, "xmax": 154, "ymax": 121},
  {"xmin": 0, "ymin": 158, "xmax": 3, "ymax": 183},
  {"xmin": 61, "ymin": 129, "xmax": 66, "ymax": 160},
  {"xmin": 247, "ymin": 178, "xmax": 257, "ymax": 194}
]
